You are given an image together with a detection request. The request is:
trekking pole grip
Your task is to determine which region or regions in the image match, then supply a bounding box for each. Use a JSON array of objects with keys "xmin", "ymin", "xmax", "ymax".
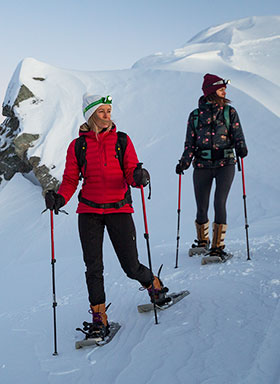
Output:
[{"xmin": 237, "ymin": 156, "xmax": 241, "ymax": 172}]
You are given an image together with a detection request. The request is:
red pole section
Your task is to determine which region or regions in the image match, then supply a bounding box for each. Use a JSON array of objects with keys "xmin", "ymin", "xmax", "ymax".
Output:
[
  {"xmin": 241, "ymin": 158, "xmax": 246, "ymax": 197},
  {"xmin": 49, "ymin": 210, "xmax": 58, "ymax": 355},
  {"xmin": 175, "ymin": 174, "xmax": 182, "ymax": 268},
  {"xmin": 50, "ymin": 210, "xmax": 55, "ymax": 261},
  {"xmin": 178, "ymin": 174, "xmax": 182, "ymax": 211}
]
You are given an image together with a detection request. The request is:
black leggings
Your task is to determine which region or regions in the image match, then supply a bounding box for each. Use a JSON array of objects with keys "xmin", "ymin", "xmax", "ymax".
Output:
[
  {"xmin": 78, "ymin": 213, "xmax": 153, "ymax": 306},
  {"xmin": 193, "ymin": 165, "xmax": 235, "ymax": 225}
]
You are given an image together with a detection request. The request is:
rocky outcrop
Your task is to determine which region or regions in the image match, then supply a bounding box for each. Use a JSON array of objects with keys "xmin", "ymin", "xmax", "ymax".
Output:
[
  {"xmin": 0, "ymin": 105, "xmax": 31, "ymax": 182},
  {"xmin": 0, "ymin": 84, "xmax": 60, "ymax": 193},
  {"xmin": 29, "ymin": 156, "xmax": 59, "ymax": 193}
]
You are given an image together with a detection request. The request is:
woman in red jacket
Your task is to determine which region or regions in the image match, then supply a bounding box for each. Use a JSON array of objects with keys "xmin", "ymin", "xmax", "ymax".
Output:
[{"xmin": 45, "ymin": 94, "xmax": 168, "ymax": 339}]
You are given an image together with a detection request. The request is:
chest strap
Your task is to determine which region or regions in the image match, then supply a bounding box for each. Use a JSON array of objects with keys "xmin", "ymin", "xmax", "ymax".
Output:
[{"xmin": 78, "ymin": 188, "xmax": 132, "ymax": 210}]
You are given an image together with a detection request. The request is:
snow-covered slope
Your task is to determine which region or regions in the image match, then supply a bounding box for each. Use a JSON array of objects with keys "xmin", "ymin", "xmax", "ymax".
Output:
[
  {"xmin": 1, "ymin": 16, "xmax": 280, "ymax": 384},
  {"xmin": 133, "ymin": 16, "xmax": 280, "ymax": 118}
]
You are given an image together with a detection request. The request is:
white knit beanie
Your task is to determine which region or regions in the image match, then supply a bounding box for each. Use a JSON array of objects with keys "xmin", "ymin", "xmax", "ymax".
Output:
[{"xmin": 82, "ymin": 94, "xmax": 112, "ymax": 122}]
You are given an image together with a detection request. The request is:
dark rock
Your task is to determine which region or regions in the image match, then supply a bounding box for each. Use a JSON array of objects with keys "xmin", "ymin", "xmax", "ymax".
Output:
[
  {"xmin": 14, "ymin": 133, "xmax": 40, "ymax": 159},
  {"xmin": 14, "ymin": 84, "xmax": 35, "ymax": 107},
  {"xmin": 0, "ymin": 82, "xmax": 60, "ymax": 193},
  {"xmin": 29, "ymin": 156, "xmax": 60, "ymax": 193}
]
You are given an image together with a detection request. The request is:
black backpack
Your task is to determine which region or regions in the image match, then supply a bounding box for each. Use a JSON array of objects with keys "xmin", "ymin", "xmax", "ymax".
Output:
[
  {"xmin": 74, "ymin": 131, "xmax": 132, "ymax": 209},
  {"xmin": 75, "ymin": 131, "xmax": 128, "ymax": 180}
]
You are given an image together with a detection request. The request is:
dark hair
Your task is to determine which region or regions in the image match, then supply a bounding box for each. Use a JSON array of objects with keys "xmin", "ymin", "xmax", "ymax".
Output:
[{"xmin": 205, "ymin": 93, "xmax": 231, "ymax": 107}]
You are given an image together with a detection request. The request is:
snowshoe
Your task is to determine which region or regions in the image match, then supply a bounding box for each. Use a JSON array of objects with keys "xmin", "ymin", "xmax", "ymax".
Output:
[
  {"xmin": 138, "ymin": 290, "xmax": 190, "ymax": 313},
  {"xmin": 75, "ymin": 321, "xmax": 121, "ymax": 349}
]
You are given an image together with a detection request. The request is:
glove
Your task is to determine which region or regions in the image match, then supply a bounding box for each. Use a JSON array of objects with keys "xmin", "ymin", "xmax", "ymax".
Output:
[
  {"xmin": 133, "ymin": 166, "xmax": 150, "ymax": 187},
  {"xmin": 45, "ymin": 190, "xmax": 65, "ymax": 214},
  {"xmin": 236, "ymin": 147, "xmax": 248, "ymax": 158},
  {"xmin": 175, "ymin": 160, "xmax": 190, "ymax": 175}
]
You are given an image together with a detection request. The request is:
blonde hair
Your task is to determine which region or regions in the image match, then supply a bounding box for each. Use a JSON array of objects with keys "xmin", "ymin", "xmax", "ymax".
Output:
[
  {"xmin": 80, "ymin": 110, "xmax": 113, "ymax": 138},
  {"xmin": 88, "ymin": 113, "xmax": 113, "ymax": 133}
]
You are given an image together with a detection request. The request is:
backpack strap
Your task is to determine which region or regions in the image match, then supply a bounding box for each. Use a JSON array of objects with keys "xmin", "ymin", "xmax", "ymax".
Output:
[
  {"xmin": 193, "ymin": 108, "xmax": 199, "ymax": 130},
  {"xmin": 115, "ymin": 131, "xmax": 127, "ymax": 172},
  {"xmin": 115, "ymin": 131, "xmax": 132, "ymax": 204},
  {"xmin": 75, "ymin": 135, "xmax": 87, "ymax": 181},
  {"xmin": 224, "ymin": 105, "xmax": 230, "ymax": 129}
]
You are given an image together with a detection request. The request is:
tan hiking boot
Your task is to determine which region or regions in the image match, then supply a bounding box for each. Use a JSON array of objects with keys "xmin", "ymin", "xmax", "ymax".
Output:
[
  {"xmin": 88, "ymin": 303, "xmax": 110, "ymax": 338},
  {"xmin": 189, "ymin": 220, "xmax": 210, "ymax": 256},
  {"xmin": 207, "ymin": 223, "xmax": 228, "ymax": 259}
]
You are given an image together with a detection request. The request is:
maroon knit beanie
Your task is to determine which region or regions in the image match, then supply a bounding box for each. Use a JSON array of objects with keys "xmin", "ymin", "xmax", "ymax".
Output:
[{"xmin": 202, "ymin": 73, "xmax": 227, "ymax": 97}]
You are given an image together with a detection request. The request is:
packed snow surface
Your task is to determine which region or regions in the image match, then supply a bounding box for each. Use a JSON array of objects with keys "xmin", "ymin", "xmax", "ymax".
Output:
[{"xmin": 1, "ymin": 16, "xmax": 280, "ymax": 384}]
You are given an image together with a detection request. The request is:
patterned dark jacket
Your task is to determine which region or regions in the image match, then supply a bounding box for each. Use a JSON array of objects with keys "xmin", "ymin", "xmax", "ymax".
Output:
[{"xmin": 181, "ymin": 96, "xmax": 247, "ymax": 169}]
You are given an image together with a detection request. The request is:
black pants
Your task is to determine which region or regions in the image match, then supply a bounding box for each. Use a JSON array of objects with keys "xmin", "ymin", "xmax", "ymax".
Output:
[
  {"xmin": 78, "ymin": 213, "xmax": 153, "ymax": 306},
  {"xmin": 193, "ymin": 165, "xmax": 235, "ymax": 225}
]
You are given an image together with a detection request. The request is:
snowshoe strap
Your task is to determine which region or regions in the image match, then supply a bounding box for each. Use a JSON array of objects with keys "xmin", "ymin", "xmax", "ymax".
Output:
[{"xmin": 191, "ymin": 239, "xmax": 208, "ymax": 248}]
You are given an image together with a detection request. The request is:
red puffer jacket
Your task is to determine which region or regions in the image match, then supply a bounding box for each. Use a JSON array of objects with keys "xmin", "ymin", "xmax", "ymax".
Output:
[{"xmin": 58, "ymin": 125, "xmax": 138, "ymax": 214}]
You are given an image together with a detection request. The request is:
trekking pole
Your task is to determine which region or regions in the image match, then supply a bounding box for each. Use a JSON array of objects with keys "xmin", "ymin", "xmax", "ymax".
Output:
[
  {"xmin": 50, "ymin": 210, "xmax": 58, "ymax": 355},
  {"xmin": 175, "ymin": 174, "xmax": 182, "ymax": 268},
  {"xmin": 138, "ymin": 164, "xmax": 158, "ymax": 325},
  {"xmin": 237, "ymin": 157, "xmax": 251, "ymax": 260}
]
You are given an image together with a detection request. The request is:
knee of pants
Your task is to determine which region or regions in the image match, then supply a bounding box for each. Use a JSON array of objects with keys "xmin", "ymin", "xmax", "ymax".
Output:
[
  {"xmin": 85, "ymin": 263, "xmax": 104, "ymax": 278},
  {"xmin": 124, "ymin": 263, "xmax": 143, "ymax": 280}
]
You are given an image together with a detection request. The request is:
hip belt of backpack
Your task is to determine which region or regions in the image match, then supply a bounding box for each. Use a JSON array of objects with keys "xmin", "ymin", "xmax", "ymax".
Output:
[
  {"xmin": 195, "ymin": 148, "xmax": 234, "ymax": 160},
  {"xmin": 78, "ymin": 188, "xmax": 132, "ymax": 210}
]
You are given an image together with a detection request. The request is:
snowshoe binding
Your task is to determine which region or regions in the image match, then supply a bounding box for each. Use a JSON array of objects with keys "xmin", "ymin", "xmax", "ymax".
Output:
[
  {"xmin": 189, "ymin": 239, "xmax": 210, "ymax": 256},
  {"xmin": 75, "ymin": 303, "xmax": 122, "ymax": 349},
  {"xmin": 201, "ymin": 247, "xmax": 233, "ymax": 265},
  {"xmin": 147, "ymin": 265, "xmax": 171, "ymax": 307},
  {"xmin": 76, "ymin": 303, "xmax": 110, "ymax": 341}
]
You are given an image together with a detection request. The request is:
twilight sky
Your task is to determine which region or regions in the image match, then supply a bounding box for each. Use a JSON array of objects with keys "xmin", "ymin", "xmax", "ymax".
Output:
[{"xmin": 0, "ymin": 0, "xmax": 279, "ymax": 120}]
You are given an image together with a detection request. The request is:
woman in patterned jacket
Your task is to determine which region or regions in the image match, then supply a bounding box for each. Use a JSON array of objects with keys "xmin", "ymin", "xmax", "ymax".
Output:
[{"xmin": 176, "ymin": 74, "xmax": 248, "ymax": 259}]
